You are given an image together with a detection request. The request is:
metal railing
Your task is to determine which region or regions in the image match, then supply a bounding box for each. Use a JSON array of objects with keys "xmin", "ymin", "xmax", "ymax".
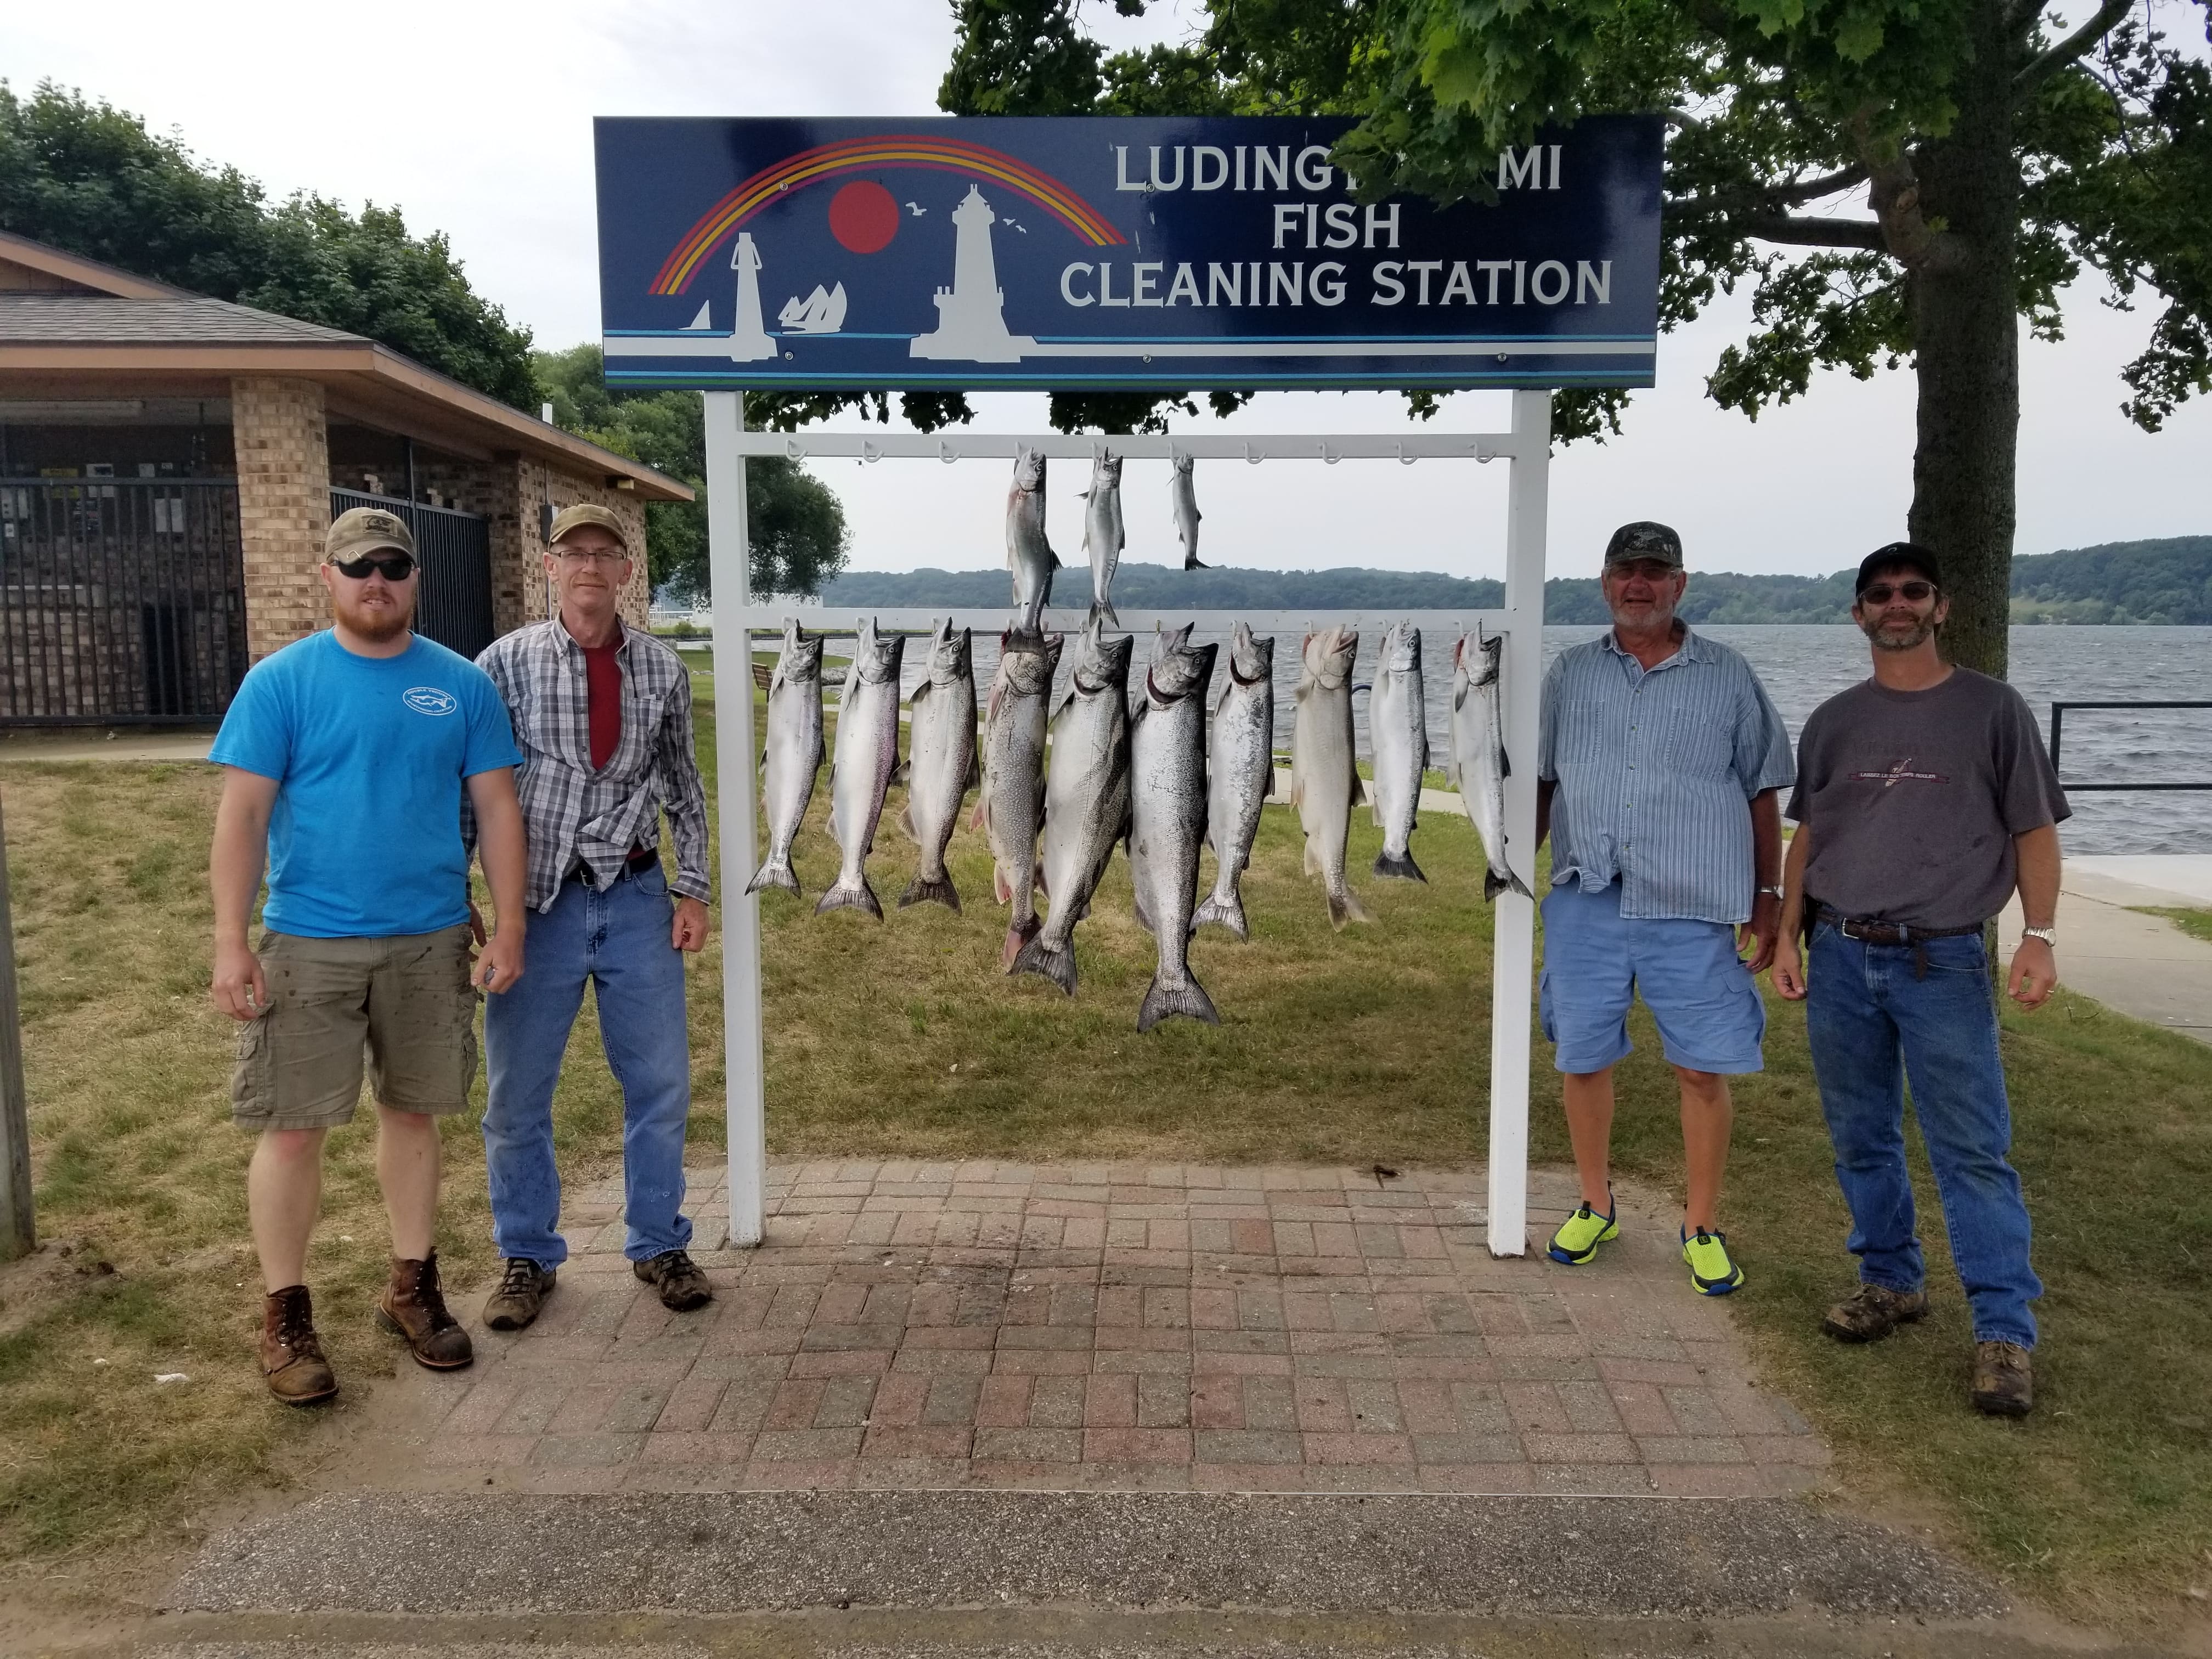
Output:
[
  {"xmin": 0, "ymin": 477, "xmax": 248, "ymax": 724},
  {"xmin": 2049, "ymin": 701, "xmax": 2212, "ymax": 791},
  {"xmin": 330, "ymin": 488, "xmax": 495, "ymax": 662}
]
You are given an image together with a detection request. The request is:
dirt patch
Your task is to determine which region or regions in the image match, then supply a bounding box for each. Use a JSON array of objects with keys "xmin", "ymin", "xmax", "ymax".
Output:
[{"xmin": 0, "ymin": 1238, "xmax": 120, "ymax": 1338}]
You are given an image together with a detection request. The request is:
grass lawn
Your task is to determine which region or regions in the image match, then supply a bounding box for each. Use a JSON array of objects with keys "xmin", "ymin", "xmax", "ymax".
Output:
[
  {"xmin": 0, "ymin": 671, "xmax": 2207, "ymax": 1627},
  {"xmin": 2131, "ymin": 905, "xmax": 2212, "ymax": 946}
]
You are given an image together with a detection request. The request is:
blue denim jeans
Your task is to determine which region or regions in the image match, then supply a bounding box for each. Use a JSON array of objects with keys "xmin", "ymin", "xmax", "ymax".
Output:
[
  {"xmin": 1805, "ymin": 922, "xmax": 2040, "ymax": 1347},
  {"xmin": 482, "ymin": 865, "xmax": 694, "ymax": 1267}
]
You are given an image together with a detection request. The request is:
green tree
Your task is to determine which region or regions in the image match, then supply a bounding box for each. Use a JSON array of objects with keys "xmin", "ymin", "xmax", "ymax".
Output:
[
  {"xmin": 534, "ymin": 346, "xmax": 852, "ymax": 601},
  {"xmin": 0, "ymin": 80, "xmax": 538, "ymax": 407},
  {"xmin": 940, "ymin": 1, "xmax": 2212, "ymax": 678}
]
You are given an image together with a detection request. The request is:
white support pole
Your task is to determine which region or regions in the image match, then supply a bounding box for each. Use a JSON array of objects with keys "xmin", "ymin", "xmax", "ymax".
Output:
[
  {"xmin": 703, "ymin": 391, "xmax": 767, "ymax": 1248},
  {"xmin": 1487, "ymin": 388, "xmax": 1551, "ymax": 1257}
]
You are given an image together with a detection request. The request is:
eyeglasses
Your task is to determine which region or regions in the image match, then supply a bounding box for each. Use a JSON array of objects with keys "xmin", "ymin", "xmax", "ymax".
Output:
[
  {"xmin": 555, "ymin": 545, "xmax": 629, "ymax": 566},
  {"xmin": 329, "ymin": 554, "xmax": 416, "ymax": 581},
  {"xmin": 1860, "ymin": 581, "xmax": 1936, "ymax": 604}
]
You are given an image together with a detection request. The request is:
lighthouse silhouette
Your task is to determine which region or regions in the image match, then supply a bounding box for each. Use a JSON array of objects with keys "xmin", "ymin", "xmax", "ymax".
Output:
[{"xmin": 910, "ymin": 185, "xmax": 1035, "ymax": 362}]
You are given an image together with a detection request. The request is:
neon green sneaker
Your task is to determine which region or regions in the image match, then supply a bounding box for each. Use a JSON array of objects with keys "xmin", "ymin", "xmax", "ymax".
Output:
[
  {"xmin": 1547, "ymin": 1198, "xmax": 1619, "ymax": 1265},
  {"xmin": 1681, "ymin": 1227, "xmax": 1745, "ymax": 1296}
]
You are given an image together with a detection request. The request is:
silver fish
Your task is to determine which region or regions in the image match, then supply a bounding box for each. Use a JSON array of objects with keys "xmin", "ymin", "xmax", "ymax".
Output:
[
  {"xmin": 1007, "ymin": 444, "xmax": 1059, "ymax": 636},
  {"xmin": 1129, "ymin": 623, "xmax": 1220, "ymax": 1032},
  {"xmin": 1011, "ymin": 619, "xmax": 1132, "ymax": 994},
  {"xmin": 1193, "ymin": 622, "xmax": 1273, "ymax": 940},
  {"xmin": 745, "ymin": 617, "xmax": 825, "ymax": 898},
  {"xmin": 1290, "ymin": 625, "xmax": 1372, "ymax": 930},
  {"xmin": 975, "ymin": 629, "xmax": 1064, "ymax": 964},
  {"xmin": 815, "ymin": 617, "xmax": 905, "ymax": 919},
  {"xmin": 898, "ymin": 618, "xmax": 978, "ymax": 912},
  {"xmin": 1447, "ymin": 628, "xmax": 1534, "ymax": 901},
  {"xmin": 1170, "ymin": 453, "xmax": 1204, "ymax": 569},
  {"xmin": 1368, "ymin": 622, "xmax": 1429, "ymax": 883},
  {"xmin": 1081, "ymin": 450, "xmax": 1125, "ymax": 628}
]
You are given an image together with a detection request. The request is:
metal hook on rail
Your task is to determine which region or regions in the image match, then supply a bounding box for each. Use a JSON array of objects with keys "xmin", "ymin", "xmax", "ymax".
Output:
[
  {"xmin": 1323, "ymin": 443, "xmax": 1341, "ymax": 465},
  {"xmin": 1243, "ymin": 441, "xmax": 1262, "ymax": 465},
  {"xmin": 862, "ymin": 441, "xmax": 883, "ymax": 464},
  {"xmin": 939, "ymin": 438, "xmax": 957, "ymax": 464},
  {"xmin": 1395, "ymin": 441, "xmax": 1418, "ymax": 466},
  {"xmin": 785, "ymin": 438, "xmax": 805, "ymax": 461}
]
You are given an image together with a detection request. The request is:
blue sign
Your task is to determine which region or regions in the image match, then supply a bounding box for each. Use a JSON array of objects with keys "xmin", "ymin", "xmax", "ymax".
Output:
[{"xmin": 594, "ymin": 116, "xmax": 1661, "ymax": 393}]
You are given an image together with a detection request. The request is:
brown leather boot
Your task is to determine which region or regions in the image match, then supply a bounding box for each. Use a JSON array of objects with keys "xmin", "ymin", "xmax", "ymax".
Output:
[
  {"xmin": 376, "ymin": 1251, "xmax": 474, "ymax": 1370},
  {"xmin": 261, "ymin": 1284, "xmax": 338, "ymax": 1405}
]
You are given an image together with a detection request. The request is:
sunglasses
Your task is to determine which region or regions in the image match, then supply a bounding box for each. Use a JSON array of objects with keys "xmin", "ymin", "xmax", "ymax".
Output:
[
  {"xmin": 1860, "ymin": 580, "xmax": 1935, "ymax": 604},
  {"xmin": 329, "ymin": 554, "xmax": 416, "ymax": 581}
]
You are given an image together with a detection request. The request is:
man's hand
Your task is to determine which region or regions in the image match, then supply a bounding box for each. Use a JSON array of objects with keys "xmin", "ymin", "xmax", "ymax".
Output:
[
  {"xmin": 211, "ymin": 939, "xmax": 267, "ymax": 1022},
  {"xmin": 2008, "ymin": 938, "xmax": 2057, "ymax": 1009},
  {"xmin": 1771, "ymin": 935, "xmax": 1808, "ymax": 1001},
  {"xmin": 672, "ymin": 896, "xmax": 710, "ymax": 953},
  {"xmin": 1738, "ymin": 892, "xmax": 1781, "ymax": 975},
  {"xmin": 475, "ymin": 925, "xmax": 526, "ymax": 995}
]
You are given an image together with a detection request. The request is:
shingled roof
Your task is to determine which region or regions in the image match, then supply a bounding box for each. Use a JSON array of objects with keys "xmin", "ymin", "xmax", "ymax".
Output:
[{"xmin": 0, "ymin": 293, "xmax": 366, "ymax": 346}]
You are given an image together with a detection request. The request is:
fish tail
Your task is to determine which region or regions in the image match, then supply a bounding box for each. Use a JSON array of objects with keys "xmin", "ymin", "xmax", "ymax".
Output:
[
  {"xmin": 1191, "ymin": 888, "xmax": 1249, "ymax": 943},
  {"xmin": 1137, "ymin": 972, "xmax": 1219, "ymax": 1034},
  {"xmin": 1327, "ymin": 885, "xmax": 1374, "ymax": 932},
  {"xmin": 1087, "ymin": 599, "xmax": 1119, "ymax": 630},
  {"xmin": 1184, "ymin": 553, "xmax": 1207, "ymax": 571},
  {"xmin": 743, "ymin": 855, "xmax": 799, "ymax": 898},
  {"xmin": 1486, "ymin": 865, "xmax": 1534, "ymax": 902},
  {"xmin": 814, "ymin": 873, "xmax": 883, "ymax": 921},
  {"xmin": 1373, "ymin": 848, "xmax": 1426, "ymax": 883},
  {"xmin": 1000, "ymin": 913, "xmax": 1041, "ymax": 970},
  {"xmin": 898, "ymin": 870, "xmax": 962, "ymax": 913},
  {"xmin": 1009, "ymin": 930, "xmax": 1077, "ymax": 995}
]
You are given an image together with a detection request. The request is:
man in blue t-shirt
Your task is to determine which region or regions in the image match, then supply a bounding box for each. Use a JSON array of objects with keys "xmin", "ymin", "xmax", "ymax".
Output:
[{"xmin": 208, "ymin": 507, "xmax": 528, "ymax": 1405}]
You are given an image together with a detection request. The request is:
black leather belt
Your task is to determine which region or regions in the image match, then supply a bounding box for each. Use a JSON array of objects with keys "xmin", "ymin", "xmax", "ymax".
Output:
[
  {"xmin": 570, "ymin": 846, "xmax": 660, "ymax": 888},
  {"xmin": 1814, "ymin": 905, "xmax": 1984, "ymax": 945}
]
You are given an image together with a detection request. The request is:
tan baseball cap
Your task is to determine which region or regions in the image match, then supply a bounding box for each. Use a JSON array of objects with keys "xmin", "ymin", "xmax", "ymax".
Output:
[
  {"xmin": 547, "ymin": 502, "xmax": 633, "ymax": 555},
  {"xmin": 326, "ymin": 507, "xmax": 416, "ymax": 563}
]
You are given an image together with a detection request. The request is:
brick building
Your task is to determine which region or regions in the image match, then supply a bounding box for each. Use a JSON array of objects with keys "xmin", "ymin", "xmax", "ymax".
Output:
[{"xmin": 0, "ymin": 229, "xmax": 692, "ymax": 724}]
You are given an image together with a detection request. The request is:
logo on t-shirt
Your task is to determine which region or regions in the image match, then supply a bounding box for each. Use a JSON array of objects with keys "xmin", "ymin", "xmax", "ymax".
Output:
[
  {"xmin": 403, "ymin": 686, "xmax": 459, "ymax": 717},
  {"xmin": 1849, "ymin": 756, "xmax": 1949, "ymax": 788}
]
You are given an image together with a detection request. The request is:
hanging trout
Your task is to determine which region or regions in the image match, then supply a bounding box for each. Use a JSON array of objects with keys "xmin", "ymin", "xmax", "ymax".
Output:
[
  {"xmin": 1368, "ymin": 621, "xmax": 1429, "ymax": 882},
  {"xmin": 1193, "ymin": 622, "xmax": 1273, "ymax": 941},
  {"xmin": 1290, "ymin": 625, "xmax": 1371, "ymax": 930},
  {"xmin": 1081, "ymin": 450, "xmax": 1125, "ymax": 628},
  {"xmin": 975, "ymin": 630, "xmax": 1063, "ymax": 963},
  {"xmin": 898, "ymin": 618, "xmax": 978, "ymax": 912},
  {"xmin": 1447, "ymin": 628, "xmax": 1534, "ymax": 901},
  {"xmin": 815, "ymin": 617, "xmax": 905, "ymax": 919},
  {"xmin": 1129, "ymin": 624, "xmax": 1220, "ymax": 1032},
  {"xmin": 745, "ymin": 617, "xmax": 825, "ymax": 898},
  {"xmin": 1170, "ymin": 453, "xmax": 1205, "ymax": 570},
  {"xmin": 1007, "ymin": 444, "xmax": 1059, "ymax": 637}
]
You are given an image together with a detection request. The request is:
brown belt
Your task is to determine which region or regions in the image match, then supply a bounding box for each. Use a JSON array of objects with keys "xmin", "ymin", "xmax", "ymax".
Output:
[{"xmin": 1813, "ymin": 904, "xmax": 1986, "ymax": 979}]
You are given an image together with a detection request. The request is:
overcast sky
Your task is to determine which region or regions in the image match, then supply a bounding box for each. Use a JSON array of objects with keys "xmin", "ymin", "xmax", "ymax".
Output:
[{"xmin": 11, "ymin": 0, "xmax": 2205, "ymax": 581}]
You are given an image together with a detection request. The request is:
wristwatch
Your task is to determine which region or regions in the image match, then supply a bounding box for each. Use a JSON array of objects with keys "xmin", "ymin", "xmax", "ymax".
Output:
[
  {"xmin": 1757, "ymin": 885, "xmax": 1785, "ymax": 899},
  {"xmin": 2022, "ymin": 925, "xmax": 2057, "ymax": 945}
]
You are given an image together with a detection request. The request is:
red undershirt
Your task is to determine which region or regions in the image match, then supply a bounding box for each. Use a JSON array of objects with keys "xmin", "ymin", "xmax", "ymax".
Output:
[{"xmin": 580, "ymin": 629, "xmax": 623, "ymax": 770}]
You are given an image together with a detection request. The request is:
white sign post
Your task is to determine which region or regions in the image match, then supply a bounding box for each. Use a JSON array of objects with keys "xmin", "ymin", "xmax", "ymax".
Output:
[{"xmin": 701, "ymin": 392, "xmax": 1552, "ymax": 1256}]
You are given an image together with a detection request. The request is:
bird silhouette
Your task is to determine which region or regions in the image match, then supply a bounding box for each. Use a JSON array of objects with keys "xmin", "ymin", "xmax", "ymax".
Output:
[{"xmin": 904, "ymin": 202, "xmax": 927, "ymax": 217}]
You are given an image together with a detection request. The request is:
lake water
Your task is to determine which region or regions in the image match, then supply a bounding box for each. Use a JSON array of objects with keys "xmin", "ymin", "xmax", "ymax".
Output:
[{"xmin": 830, "ymin": 623, "xmax": 2211, "ymax": 856}]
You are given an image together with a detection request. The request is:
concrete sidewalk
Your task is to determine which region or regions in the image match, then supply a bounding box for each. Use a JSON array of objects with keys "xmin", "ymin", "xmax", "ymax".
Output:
[{"xmin": 2000, "ymin": 854, "xmax": 2212, "ymax": 1044}]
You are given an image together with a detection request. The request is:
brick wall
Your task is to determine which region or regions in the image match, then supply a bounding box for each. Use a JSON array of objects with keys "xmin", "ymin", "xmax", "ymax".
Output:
[
  {"xmin": 487, "ymin": 460, "xmax": 651, "ymax": 638},
  {"xmin": 232, "ymin": 377, "xmax": 330, "ymax": 658}
]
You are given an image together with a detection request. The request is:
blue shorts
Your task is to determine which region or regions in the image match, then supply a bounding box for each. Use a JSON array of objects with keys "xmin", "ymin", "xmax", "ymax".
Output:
[{"xmin": 1538, "ymin": 881, "xmax": 1766, "ymax": 1075}]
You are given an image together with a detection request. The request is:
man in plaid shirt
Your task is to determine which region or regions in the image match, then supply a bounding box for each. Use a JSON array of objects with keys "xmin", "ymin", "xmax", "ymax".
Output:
[{"xmin": 473, "ymin": 503, "xmax": 714, "ymax": 1329}]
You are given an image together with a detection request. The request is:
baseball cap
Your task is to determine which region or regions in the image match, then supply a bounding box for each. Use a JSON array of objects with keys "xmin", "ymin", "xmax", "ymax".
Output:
[
  {"xmin": 1604, "ymin": 521, "xmax": 1683, "ymax": 569},
  {"xmin": 1855, "ymin": 542, "xmax": 1942, "ymax": 594},
  {"xmin": 325, "ymin": 507, "xmax": 415, "ymax": 563},
  {"xmin": 547, "ymin": 502, "xmax": 633, "ymax": 555}
]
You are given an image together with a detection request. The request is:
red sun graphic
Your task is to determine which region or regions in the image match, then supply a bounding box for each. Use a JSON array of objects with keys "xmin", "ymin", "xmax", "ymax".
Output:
[{"xmin": 827, "ymin": 180, "xmax": 899, "ymax": 254}]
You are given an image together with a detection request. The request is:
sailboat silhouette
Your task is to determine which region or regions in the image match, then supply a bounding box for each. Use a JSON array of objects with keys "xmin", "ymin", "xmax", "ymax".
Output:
[{"xmin": 777, "ymin": 283, "xmax": 848, "ymax": 334}]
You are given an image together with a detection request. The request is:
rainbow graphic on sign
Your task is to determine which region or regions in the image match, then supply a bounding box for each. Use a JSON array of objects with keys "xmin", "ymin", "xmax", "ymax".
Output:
[{"xmin": 651, "ymin": 134, "xmax": 1126, "ymax": 296}]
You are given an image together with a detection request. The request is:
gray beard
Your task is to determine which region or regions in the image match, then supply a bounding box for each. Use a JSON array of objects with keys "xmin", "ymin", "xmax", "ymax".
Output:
[{"xmin": 1863, "ymin": 615, "xmax": 1936, "ymax": 652}]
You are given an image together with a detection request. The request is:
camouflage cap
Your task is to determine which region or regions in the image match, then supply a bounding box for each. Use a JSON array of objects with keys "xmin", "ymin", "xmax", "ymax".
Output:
[
  {"xmin": 547, "ymin": 502, "xmax": 633, "ymax": 555},
  {"xmin": 1603, "ymin": 521, "xmax": 1684, "ymax": 568},
  {"xmin": 325, "ymin": 506, "xmax": 415, "ymax": 563}
]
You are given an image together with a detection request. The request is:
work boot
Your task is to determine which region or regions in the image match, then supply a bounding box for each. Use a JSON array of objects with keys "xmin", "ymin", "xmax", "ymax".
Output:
[
  {"xmin": 633, "ymin": 1248, "xmax": 713, "ymax": 1312},
  {"xmin": 376, "ymin": 1251, "xmax": 475, "ymax": 1369},
  {"xmin": 482, "ymin": 1257, "xmax": 556, "ymax": 1332},
  {"xmin": 259, "ymin": 1284, "xmax": 338, "ymax": 1406},
  {"xmin": 1822, "ymin": 1282, "xmax": 1930, "ymax": 1344},
  {"xmin": 1971, "ymin": 1340, "xmax": 2034, "ymax": 1417}
]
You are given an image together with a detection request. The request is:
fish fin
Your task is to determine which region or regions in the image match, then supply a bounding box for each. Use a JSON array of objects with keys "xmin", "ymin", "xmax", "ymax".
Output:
[
  {"xmin": 1301, "ymin": 838, "xmax": 1319, "ymax": 877},
  {"xmin": 1443, "ymin": 753, "xmax": 1460, "ymax": 789},
  {"xmin": 967, "ymin": 748, "xmax": 981, "ymax": 791},
  {"xmin": 1369, "ymin": 800, "xmax": 1384, "ymax": 829},
  {"xmin": 897, "ymin": 803, "xmax": 918, "ymax": 843},
  {"xmin": 813, "ymin": 874, "xmax": 882, "ymax": 921},
  {"xmin": 898, "ymin": 871, "xmax": 961, "ymax": 913},
  {"xmin": 1350, "ymin": 775, "xmax": 1368, "ymax": 807},
  {"xmin": 1326, "ymin": 886, "xmax": 1374, "ymax": 931},
  {"xmin": 1373, "ymin": 848, "xmax": 1426, "ymax": 883},
  {"xmin": 1486, "ymin": 865, "xmax": 1534, "ymax": 902},
  {"xmin": 1184, "ymin": 553, "xmax": 1206, "ymax": 571},
  {"xmin": 1001, "ymin": 913, "xmax": 1042, "ymax": 970},
  {"xmin": 910, "ymin": 678, "xmax": 932, "ymax": 706},
  {"xmin": 1131, "ymin": 889, "xmax": 1155, "ymax": 936},
  {"xmin": 1035, "ymin": 864, "xmax": 1049, "ymax": 900},
  {"xmin": 743, "ymin": 857, "xmax": 799, "ymax": 898},
  {"xmin": 1288, "ymin": 774, "xmax": 1305, "ymax": 808},
  {"xmin": 1137, "ymin": 973, "xmax": 1218, "ymax": 1035},
  {"xmin": 993, "ymin": 862, "xmax": 1012, "ymax": 906},
  {"xmin": 1191, "ymin": 891, "xmax": 1249, "ymax": 943},
  {"xmin": 1050, "ymin": 549, "xmax": 1062, "ymax": 569},
  {"xmin": 891, "ymin": 759, "xmax": 911, "ymax": 786},
  {"xmin": 1501, "ymin": 747, "xmax": 1512, "ymax": 778},
  {"xmin": 1008, "ymin": 930, "xmax": 1076, "ymax": 995}
]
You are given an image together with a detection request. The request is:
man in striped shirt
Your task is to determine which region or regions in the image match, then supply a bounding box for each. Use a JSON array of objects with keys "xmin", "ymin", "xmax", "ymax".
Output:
[
  {"xmin": 471, "ymin": 504, "xmax": 714, "ymax": 1330},
  {"xmin": 1536, "ymin": 522, "xmax": 1796, "ymax": 1296}
]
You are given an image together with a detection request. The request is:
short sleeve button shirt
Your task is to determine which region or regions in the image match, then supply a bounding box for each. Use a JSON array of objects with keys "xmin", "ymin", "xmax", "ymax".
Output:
[{"xmin": 1538, "ymin": 627, "xmax": 1796, "ymax": 925}]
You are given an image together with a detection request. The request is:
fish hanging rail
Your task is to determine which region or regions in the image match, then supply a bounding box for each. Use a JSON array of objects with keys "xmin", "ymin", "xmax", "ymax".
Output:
[{"xmin": 739, "ymin": 431, "xmax": 1527, "ymax": 464}]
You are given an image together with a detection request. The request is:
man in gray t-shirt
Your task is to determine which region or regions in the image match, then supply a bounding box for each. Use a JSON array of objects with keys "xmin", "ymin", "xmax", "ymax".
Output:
[{"xmin": 1773, "ymin": 543, "xmax": 2066, "ymax": 1420}]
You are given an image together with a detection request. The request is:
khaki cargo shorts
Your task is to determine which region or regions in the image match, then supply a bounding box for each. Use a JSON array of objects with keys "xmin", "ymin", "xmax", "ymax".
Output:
[{"xmin": 231, "ymin": 924, "xmax": 478, "ymax": 1132}]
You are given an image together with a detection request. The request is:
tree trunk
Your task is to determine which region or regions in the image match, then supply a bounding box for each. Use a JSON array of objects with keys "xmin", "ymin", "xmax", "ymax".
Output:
[{"xmin": 1906, "ymin": 0, "xmax": 2024, "ymax": 680}]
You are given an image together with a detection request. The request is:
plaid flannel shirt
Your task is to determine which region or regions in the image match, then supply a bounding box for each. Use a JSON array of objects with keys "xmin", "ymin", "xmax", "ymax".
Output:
[{"xmin": 474, "ymin": 618, "xmax": 711, "ymax": 913}]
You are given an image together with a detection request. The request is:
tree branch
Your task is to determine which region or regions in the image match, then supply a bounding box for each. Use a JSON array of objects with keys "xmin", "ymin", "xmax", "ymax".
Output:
[
  {"xmin": 1739, "ymin": 213, "xmax": 1888, "ymax": 250},
  {"xmin": 2014, "ymin": 0, "xmax": 2131, "ymax": 95},
  {"xmin": 1668, "ymin": 165, "xmax": 1871, "ymax": 218}
]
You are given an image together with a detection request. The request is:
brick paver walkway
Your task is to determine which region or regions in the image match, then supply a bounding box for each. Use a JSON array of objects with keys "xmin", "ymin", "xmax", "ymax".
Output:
[{"xmin": 377, "ymin": 1161, "xmax": 1828, "ymax": 1499}]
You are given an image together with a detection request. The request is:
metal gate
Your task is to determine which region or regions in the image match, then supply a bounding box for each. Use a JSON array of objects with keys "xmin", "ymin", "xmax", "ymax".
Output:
[
  {"xmin": 0, "ymin": 478, "xmax": 249, "ymax": 724},
  {"xmin": 330, "ymin": 488, "xmax": 495, "ymax": 662}
]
